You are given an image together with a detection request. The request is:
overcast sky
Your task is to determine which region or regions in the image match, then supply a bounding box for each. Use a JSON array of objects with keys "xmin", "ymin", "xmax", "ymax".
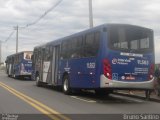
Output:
[{"xmin": 0, "ymin": 0, "xmax": 160, "ymax": 63}]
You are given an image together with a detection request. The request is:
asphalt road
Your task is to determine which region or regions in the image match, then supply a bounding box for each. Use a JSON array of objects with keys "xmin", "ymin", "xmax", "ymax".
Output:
[{"xmin": 0, "ymin": 71, "xmax": 160, "ymax": 120}]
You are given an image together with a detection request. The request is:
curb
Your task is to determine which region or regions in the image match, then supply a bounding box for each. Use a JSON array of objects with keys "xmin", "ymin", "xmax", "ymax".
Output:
[{"xmin": 113, "ymin": 92, "xmax": 160, "ymax": 103}]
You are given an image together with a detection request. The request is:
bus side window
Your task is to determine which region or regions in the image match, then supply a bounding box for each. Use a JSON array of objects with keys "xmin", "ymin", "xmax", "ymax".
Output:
[
  {"xmin": 61, "ymin": 40, "xmax": 69, "ymax": 59},
  {"xmin": 76, "ymin": 36, "xmax": 83, "ymax": 58},
  {"xmin": 34, "ymin": 49, "xmax": 38, "ymax": 63},
  {"xmin": 44, "ymin": 47, "xmax": 50, "ymax": 61},
  {"xmin": 94, "ymin": 32, "xmax": 100, "ymax": 52},
  {"xmin": 70, "ymin": 38, "xmax": 78, "ymax": 58},
  {"xmin": 12, "ymin": 57, "xmax": 14, "ymax": 64},
  {"xmin": 70, "ymin": 36, "xmax": 83, "ymax": 59},
  {"xmin": 61, "ymin": 36, "xmax": 83, "ymax": 59},
  {"xmin": 84, "ymin": 33, "xmax": 95, "ymax": 57},
  {"xmin": 38, "ymin": 50, "xmax": 41, "ymax": 61}
]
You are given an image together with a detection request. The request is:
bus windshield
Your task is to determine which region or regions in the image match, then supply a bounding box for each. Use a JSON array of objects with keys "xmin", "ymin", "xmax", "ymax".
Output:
[{"xmin": 108, "ymin": 25, "xmax": 153, "ymax": 53}]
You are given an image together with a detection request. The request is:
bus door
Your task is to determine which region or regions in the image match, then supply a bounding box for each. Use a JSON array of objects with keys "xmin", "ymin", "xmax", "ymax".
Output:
[
  {"xmin": 42, "ymin": 46, "xmax": 52, "ymax": 83},
  {"xmin": 39, "ymin": 48, "xmax": 44, "ymax": 82},
  {"xmin": 52, "ymin": 45, "xmax": 60, "ymax": 85},
  {"xmin": 8, "ymin": 63, "xmax": 12, "ymax": 76}
]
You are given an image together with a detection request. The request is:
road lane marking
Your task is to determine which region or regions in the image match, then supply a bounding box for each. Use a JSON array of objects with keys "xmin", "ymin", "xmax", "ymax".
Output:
[
  {"xmin": 0, "ymin": 82, "xmax": 70, "ymax": 120},
  {"xmin": 0, "ymin": 82, "xmax": 60, "ymax": 120},
  {"xmin": 70, "ymin": 96, "xmax": 96, "ymax": 103},
  {"xmin": 124, "ymin": 98, "xmax": 143, "ymax": 103},
  {"xmin": 111, "ymin": 94, "xmax": 143, "ymax": 103},
  {"xmin": 1, "ymin": 85, "xmax": 58, "ymax": 119}
]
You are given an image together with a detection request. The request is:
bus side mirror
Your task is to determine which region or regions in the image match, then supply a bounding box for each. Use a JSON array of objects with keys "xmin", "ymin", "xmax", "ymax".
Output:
[{"xmin": 31, "ymin": 55, "xmax": 33, "ymax": 61}]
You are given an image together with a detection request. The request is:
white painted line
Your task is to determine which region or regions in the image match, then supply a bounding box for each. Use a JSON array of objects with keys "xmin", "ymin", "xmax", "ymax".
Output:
[
  {"xmin": 127, "ymin": 98, "xmax": 143, "ymax": 103},
  {"xmin": 111, "ymin": 94, "xmax": 143, "ymax": 103},
  {"xmin": 70, "ymin": 96, "xmax": 96, "ymax": 103}
]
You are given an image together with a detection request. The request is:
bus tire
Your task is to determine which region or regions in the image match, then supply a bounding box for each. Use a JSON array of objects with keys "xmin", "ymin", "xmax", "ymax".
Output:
[
  {"xmin": 145, "ymin": 90, "xmax": 150, "ymax": 100},
  {"xmin": 63, "ymin": 75, "xmax": 72, "ymax": 95},
  {"xmin": 36, "ymin": 76, "xmax": 42, "ymax": 87}
]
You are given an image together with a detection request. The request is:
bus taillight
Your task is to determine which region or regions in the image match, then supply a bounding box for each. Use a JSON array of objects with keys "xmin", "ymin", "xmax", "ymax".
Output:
[
  {"xmin": 148, "ymin": 64, "xmax": 154, "ymax": 80},
  {"xmin": 103, "ymin": 59, "xmax": 112, "ymax": 79}
]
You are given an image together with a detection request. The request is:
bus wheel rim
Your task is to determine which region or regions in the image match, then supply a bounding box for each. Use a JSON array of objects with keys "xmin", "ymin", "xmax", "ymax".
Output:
[{"xmin": 36, "ymin": 76, "xmax": 39, "ymax": 82}]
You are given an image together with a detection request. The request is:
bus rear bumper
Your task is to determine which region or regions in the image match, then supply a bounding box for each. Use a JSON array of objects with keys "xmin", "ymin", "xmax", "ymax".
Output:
[{"xmin": 100, "ymin": 75, "xmax": 154, "ymax": 90}]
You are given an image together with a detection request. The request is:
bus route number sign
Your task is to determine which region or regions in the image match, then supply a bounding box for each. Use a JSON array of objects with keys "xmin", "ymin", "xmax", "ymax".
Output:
[{"xmin": 87, "ymin": 62, "xmax": 95, "ymax": 69}]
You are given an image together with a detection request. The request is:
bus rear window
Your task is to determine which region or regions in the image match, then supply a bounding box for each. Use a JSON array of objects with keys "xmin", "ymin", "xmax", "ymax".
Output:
[
  {"xmin": 108, "ymin": 25, "xmax": 153, "ymax": 53},
  {"xmin": 24, "ymin": 53, "xmax": 32, "ymax": 60}
]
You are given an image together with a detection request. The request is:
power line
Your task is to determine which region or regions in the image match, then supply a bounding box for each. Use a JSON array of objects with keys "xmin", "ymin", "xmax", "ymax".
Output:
[
  {"xmin": 24, "ymin": 0, "xmax": 63, "ymax": 28},
  {"xmin": 1, "ymin": 0, "xmax": 63, "ymax": 49},
  {"xmin": 0, "ymin": 31, "xmax": 15, "ymax": 63},
  {"xmin": 2, "ymin": 31, "xmax": 15, "ymax": 43}
]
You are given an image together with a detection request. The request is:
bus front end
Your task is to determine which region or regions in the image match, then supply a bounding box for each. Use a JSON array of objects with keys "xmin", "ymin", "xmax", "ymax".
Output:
[{"xmin": 100, "ymin": 24, "xmax": 154, "ymax": 90}]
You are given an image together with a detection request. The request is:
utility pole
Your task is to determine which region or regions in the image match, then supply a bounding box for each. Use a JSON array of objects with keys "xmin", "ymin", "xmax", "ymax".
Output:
[
  {"xmin": 89, "ymin": 0, "xmax": 93, "ymax": 28},
  {"xmin": 15, "ymin": 25, "xmax": 19, "ymax": 53}
]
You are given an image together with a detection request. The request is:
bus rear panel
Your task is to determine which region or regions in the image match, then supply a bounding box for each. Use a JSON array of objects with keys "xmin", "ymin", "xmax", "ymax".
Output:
[
  {"xmin": 6, "ymin": 51, "xmax": 33, "ymax": 79},
  {"xmin": 100, "ymin": 24, "xmax": 154, "ymax": 90}
]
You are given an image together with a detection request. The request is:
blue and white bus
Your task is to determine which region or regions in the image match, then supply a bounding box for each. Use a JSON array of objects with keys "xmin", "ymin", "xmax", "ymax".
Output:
[
  {"xmin": 6, "ymin": 51, "xmax": 33, "ymax": 79},
  {"xmin": 32, "ymin": 24, "xmax": 154, "ymax": 96}
]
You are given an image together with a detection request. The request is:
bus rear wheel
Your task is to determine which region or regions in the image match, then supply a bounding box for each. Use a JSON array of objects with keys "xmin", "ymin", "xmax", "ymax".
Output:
[
  {"xmin": 63, "ymin": 75, "xmax": 72, "ymax": 95},
  {"xmin": 36, "ymin": 76, "xmax": 43, "ymax": 87},
  {"xmin": 8, "ymin": 75, "xmax": 11, "ymax": 77}
]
